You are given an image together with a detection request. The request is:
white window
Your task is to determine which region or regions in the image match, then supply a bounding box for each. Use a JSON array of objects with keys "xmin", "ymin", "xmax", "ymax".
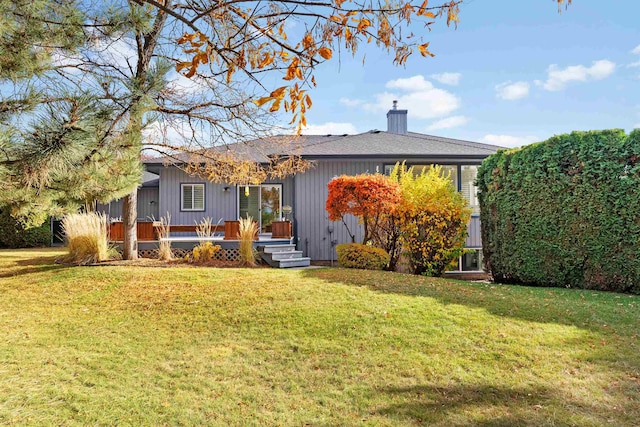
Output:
[
  {"xmin": 181, "ymin": 183, "xmax": 205, "ymax": 211},
  {"xmin": 461, "ymin": 165, "xmax": 480, "ymax": 215}
]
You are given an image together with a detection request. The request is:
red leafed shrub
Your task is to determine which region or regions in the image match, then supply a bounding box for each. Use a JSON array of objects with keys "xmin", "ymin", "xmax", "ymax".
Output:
[{"xmin": 326, "ymin": 174, "xmax": 401, "ymax": 244}]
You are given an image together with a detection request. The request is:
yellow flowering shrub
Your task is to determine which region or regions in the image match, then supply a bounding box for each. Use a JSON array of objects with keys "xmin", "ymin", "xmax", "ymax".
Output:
[
  {"xmin": 391, "ymin": 164, "xmax": 471, "ymax": 276},
  {"xmin": 191, "ymin": 242, "xmax": 222, "ymax": 263}
]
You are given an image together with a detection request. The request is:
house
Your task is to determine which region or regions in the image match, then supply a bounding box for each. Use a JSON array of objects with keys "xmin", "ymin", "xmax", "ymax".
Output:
[{"xmin": 100, "ymin": 103, "xmax": 502, "ymax": 271}]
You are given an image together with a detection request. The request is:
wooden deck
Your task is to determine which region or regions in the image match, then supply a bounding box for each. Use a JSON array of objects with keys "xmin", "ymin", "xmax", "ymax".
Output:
[{"xmin": 108, "ymin": 220, "xmax": 292, "ymax": 242}]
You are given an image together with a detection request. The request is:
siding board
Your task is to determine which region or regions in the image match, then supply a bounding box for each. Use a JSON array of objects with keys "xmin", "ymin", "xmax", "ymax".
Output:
[{"xmin": 295, "ymin": 158, "xmax": 484, "ymax": 260}]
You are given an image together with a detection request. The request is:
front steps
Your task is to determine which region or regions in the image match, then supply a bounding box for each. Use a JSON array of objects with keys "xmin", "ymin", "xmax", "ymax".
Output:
[{"xmin": 257, "ymin": 244, "xmax": 311, "ymax": 268}]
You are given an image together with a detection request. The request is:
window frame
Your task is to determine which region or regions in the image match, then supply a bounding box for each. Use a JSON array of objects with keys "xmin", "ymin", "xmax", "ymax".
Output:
[{"xmin": 180, "ymin": 183, "xmax": 206, "ymax": 212}]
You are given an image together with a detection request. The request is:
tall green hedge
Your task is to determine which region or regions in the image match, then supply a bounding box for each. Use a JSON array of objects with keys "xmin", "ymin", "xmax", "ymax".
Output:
[
  {"xmin": 0, "ymin": 209, "xmax": 51, "ymax": 248},
  {"xmin": 477, "ymin": 129, "xmax": 640, "ymax": 293}
]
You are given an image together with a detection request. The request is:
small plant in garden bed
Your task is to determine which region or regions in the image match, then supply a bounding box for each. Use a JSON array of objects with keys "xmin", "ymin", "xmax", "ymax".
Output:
[
  {"xmin": 336, "ymin": 243, "xmax": 390, "ymax": 270},
  {"xmin": 190, "ymin": 242, "xmax": 223, "ymax": 263}
]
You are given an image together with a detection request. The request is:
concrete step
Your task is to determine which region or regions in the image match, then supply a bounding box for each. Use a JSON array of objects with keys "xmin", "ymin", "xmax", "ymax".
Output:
[
  {"xmin": 270, "ymin": 250, "xmax": 304, "ymax": 260},
  {"xmin": 260, "ymin": 244, "xmax": 297, "ymax": 254},
  {"xmin": 276, "ymin": 257, "xmax": 312, "ymax": 268}
]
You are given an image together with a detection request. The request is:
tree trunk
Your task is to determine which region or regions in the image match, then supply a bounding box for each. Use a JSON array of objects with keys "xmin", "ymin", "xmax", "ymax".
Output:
[{"xmin": 122, "ymin": 190, "xmax": 138, "ymax": 260}]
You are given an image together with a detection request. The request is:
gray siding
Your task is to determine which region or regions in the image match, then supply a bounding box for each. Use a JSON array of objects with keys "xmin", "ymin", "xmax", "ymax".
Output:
[
  {"xmin": 159, "ymin": 167, "xmax": 235, "ymax": 225},
  {"xmin": 158, "ymin": 168, "xmax": 293, "ymax": 226},
  {"xmin": 294, "ymin": 159, "xmax": 483, "ymax": 260},
  {"xmin": 466, "ymin": 216, "xmax": 482, "ymax": 248},
  {"xmin": 97, "ymin": 187, "xmax": 159, "ymax": 221},
  {"xmin": 294, "ymin": 160, "xmax": 380, "ymax": 261}
]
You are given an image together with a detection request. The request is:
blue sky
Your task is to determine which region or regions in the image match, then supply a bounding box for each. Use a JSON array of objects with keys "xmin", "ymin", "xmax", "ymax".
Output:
[{"xmin": 297, "ymin": 0, "xmax": 640, "ymax": 147}]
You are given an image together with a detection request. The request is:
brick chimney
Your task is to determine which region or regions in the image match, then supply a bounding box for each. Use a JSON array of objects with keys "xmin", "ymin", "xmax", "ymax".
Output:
[{"xmin": 386, "ymin": 100, "xmax": 408, "ymax": 134}]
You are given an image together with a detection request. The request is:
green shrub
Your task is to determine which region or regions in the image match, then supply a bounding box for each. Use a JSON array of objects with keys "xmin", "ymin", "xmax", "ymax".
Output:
[
  {"xmin": 0, "ymin": 209, "xmax": 51, "ymax": 248},
  {"xmin": 477, "ymin": 129, "xmax": 640, "ymax": 293},
  {"xmin": 336, "ymin": 243, "xmax": 390, "ymax": 270}
]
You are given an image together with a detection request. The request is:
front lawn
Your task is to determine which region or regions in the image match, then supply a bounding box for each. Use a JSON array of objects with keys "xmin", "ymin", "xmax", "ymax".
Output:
[{"xmin": 1, "ymin": 248, "xmax": 638, "ymax": 426}]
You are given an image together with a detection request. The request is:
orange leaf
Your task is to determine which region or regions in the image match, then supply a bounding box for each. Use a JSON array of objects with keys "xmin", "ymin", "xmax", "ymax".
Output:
[
  {"xmin": 258, "ymin": 52, "xmax": 273, "ymax": 69},
  {"xmin": 418, "ymin": 43, "xmax": 435, "ymax": 57},
  {"xmin": 269, "ymin": 99, "xmax": 281, "ymax": 112},
  {"xmin": 270, "ymin": 86, "xmax": 287, "ymax": 99},
  {"xmin": 254, "ymin": 96, "xmax": 274, "ymax": 107},
  {"xmin": 177, "ymin": 33, "xmax": 196, "ymax": 44},
  {"xmin": 176, "ymin": 61, "xmax": 191, "ymax": 72},
  {"xmin": 318, "ymin": 47, "xmax": 332, "ymax": 60}
]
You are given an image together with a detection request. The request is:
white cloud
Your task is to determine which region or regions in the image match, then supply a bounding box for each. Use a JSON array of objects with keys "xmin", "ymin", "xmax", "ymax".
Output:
[
  {"xmin": 167, "ymin": 71, "xmax": 210, "ymax": 94},
  {"xmin": 302, "ymin": 122, "xmax": 358, "ymax": 135},
  {"xmin": 90, "ymin": 36, "xmax": 139, "ymax": 71},
  {"xmin": 627, "ymin": 61, "xmax": 640, "ymax": 68},
  {"xmin": 361, "ymin": 75, "xmax": 460, "ymax": 119},
  {"xmin": 495, "ymin": 81, "xmax": 530, "ymax": 100},
  {"xmin": 480, "ymin": 134, "xmax": 538, "ymax": 148},
  {"xmin": 536, "ymin": 60, "xmax": 616, "ymax": 91},
  {"xmin": 426, "ymin": 116, "xmax": 468, "ymax": 131},
  {"xmin": 631, "ymin": 44, "xmax": 640, "ymax": 55},
  {"xmin": 50, "ymin": 50, "xmax": 84, "ymax": 73},
  {"xmin": 339, "ymin": 97, "xmax": 363, "ymax": 107},
  {"xmin": 430, "ymin": 72, "xmax": 461, "ymax": 86}
]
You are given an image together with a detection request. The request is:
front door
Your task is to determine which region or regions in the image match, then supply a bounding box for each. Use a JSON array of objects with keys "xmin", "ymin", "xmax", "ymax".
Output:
[{"xmin": 238, "ymin": 184, "xmax": 282, "ymax": 233}]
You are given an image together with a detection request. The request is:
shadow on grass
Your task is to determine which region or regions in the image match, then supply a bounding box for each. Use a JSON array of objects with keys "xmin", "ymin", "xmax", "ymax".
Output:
[
  {"xmin": 0, "ymin": 255, "xmax": 70, "ymax": 278},
  {"xmin": 300, "ymin": 268, "xmax": 638, "ymax": 333},
  {"xmin": 375, "ymin": 383, "xmax": 604, "ymax": 426}
]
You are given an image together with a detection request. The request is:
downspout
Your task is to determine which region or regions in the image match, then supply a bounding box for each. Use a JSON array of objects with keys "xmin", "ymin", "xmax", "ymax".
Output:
[{"xmin": 292, "ymin": 175, "xmax": 298, "ymax": 249}]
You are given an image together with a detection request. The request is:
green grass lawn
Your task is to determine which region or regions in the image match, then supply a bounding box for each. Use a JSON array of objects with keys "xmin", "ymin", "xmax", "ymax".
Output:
[{"xmin": 1, "ymin": 248, "xmax": 638, "ymax": 426}]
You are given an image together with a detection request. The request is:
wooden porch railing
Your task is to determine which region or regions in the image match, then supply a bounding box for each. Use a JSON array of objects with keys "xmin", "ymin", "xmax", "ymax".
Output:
[{"xmin": 108, "ymin": 220, "xmax": 292, "ymax": 241}]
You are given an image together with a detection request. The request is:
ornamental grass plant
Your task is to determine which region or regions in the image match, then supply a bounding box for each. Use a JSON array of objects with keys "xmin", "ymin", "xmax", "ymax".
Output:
[
  {"xmin": 61, "ymin": 212, "xmax": 113, "ymax": 264},
  {"xmin": 156, "ymin": 213, "xmax": 173, "ymax": 261},
  {"xmin": 238, "ymin": 216, "xmax": 258, "ymax": 267}
]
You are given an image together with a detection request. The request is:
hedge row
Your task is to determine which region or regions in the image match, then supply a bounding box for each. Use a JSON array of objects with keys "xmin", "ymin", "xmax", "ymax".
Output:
[
  {"xmin": 477, "ymin": 129, "xmax": 640, "ymax": 293},
  {"xmin": 0, "ymin": 209, "xmax": 51, "ymax": 248}
]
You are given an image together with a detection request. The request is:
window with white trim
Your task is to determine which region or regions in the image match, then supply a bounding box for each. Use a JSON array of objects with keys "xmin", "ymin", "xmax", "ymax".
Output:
[
  {"xmin": 181, "ymin": 183, "xmax": 205, "ymax": 211},
  {"xmin": 461, "ymin": 165, "xmax": 480, "ymax": 215}
]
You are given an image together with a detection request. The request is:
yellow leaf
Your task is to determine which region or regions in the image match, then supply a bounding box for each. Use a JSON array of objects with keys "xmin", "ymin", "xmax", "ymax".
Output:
[
  {"xmin": 269, "ymin": 99, "xmax": 281, "ymax": 112},
  {"xmin": 176, "ymin": 61, "xmax": 191, "ymax": 72},
  {"xmin": 258, "ymin": 53, "xmax": 274, "ymax": 69},
  {"xmin": 418, "ymin": 43, "xmax": 435, "ymax": 57},
  {"xmin": 318, "ymin": 47, "xmax": 332, "ymax": 60},
  {"xmin": 270, "ymin": 86, "xmax": 287, "ymax": 98},
  {"xmin": 254, "ymin": 96, "xmax": 274, "ymax": 107},
  {"xmin": 311, "ymin": 75, "xmax": 317, "ymax": 87},
  {"xmin": 304, "ymin": 94, "xmax": 312, "ymax": 109}
]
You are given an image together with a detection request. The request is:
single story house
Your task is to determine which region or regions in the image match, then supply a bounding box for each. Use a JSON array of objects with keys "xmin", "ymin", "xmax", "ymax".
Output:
[{"xmin": 99, "ymin": 103, "xmax": 502, "ymax": 271}]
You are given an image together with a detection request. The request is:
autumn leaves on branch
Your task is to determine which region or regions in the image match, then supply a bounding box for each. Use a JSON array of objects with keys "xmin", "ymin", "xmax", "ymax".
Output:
[{"xmin": 173, "ymin": 0, "xmax": 462, "ymax": 134}]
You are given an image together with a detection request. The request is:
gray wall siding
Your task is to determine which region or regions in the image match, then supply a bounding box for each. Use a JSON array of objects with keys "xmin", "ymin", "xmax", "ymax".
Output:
[
  {"xmin": 159, "ymin": 167, "xmax": 235, "ymax": 225},
  {"xmin": 294, "ymin": 159, "xmax": 483, "ymax": 260},
  {"xmin": 158, "ymin": 168, "xmax": 293, "ymax": 226},
  {"xmin": 294, "ymin": 160, "xmax": 380, "ymax": 261},
  {"xmin": 97, "ymin": 187, "xmax": 159, "ymax": 220},
  {"xmin": 466, "ymin": 216, "xmax": 482, "ymax": 248}
]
